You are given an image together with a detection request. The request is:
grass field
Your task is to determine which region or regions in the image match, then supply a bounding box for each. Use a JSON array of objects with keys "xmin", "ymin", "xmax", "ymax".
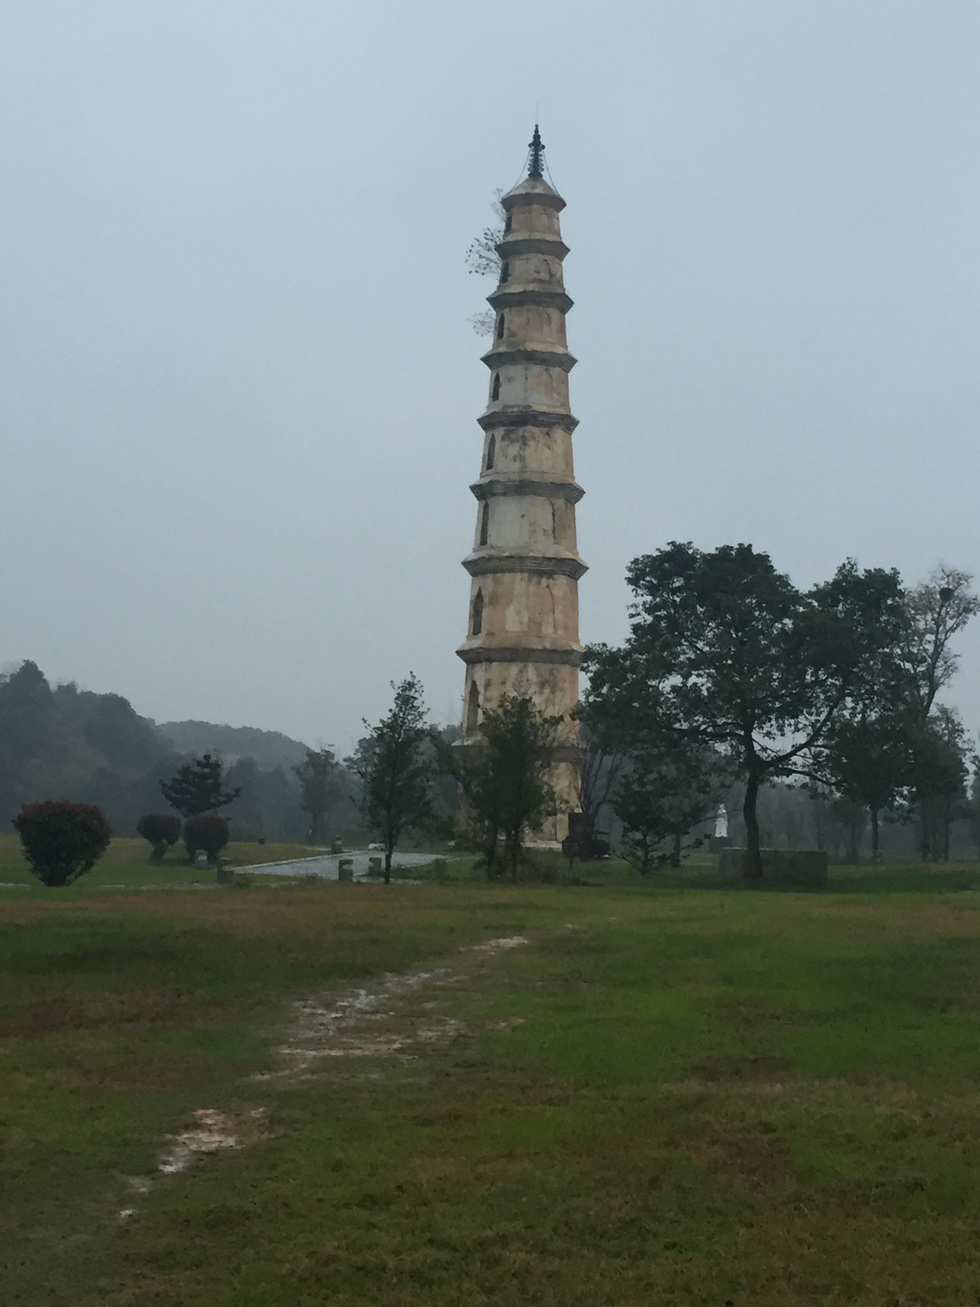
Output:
[{"xmin": 4, "ymin": 837, "xmax": 980, "ymax": 1304}]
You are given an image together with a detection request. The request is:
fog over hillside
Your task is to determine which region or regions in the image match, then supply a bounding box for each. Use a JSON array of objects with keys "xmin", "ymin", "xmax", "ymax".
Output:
[
  {"xmin": 157, "ymin": 721, "xmax": 310, "ymax": 772},
  {"xmin": 0, "ymin": 661, "xmax": 352, "ymax": 842}
]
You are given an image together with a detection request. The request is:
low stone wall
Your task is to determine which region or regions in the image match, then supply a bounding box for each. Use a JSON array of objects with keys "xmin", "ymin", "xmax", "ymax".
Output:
[{"xmin": 719, "ymin": 848, "xmax": 828, "ymax": 888}]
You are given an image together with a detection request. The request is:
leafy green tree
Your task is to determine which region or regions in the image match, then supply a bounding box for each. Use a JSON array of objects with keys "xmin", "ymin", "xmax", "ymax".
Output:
[
  {"xmin": 910, "ymin": 707, "xmax": 972, "ymax": 862},
  {"xmin": 292, "ymin": 747, "xmax": 343, "ymax": 843},
  {"xmin": 815, "ymin": 565, "xmax": 978, "ymax": 861},
  {"xmin": 160, "ymin": 753, "xmax": 242, "ymax": 818},
  {"xmin": 13, "ymin": 800, "xmax": 111, "ymax": 887},
  {"xmin": 347, "ymin": 675, "xmax": 436, "ymax": 884},
  {"xmin": 819, "ymin": 712, "xmax": 913, "ymax": 861},
  {"xmin": 454, "ymin": 695, "xmax": 561, "ymax": 879},
  {"xmin": 584, "ymin": 544, "xmax": 906, "ymax": 880},
  {"xmin": 615, "ymin": 741, "xmax": 729, "ymax": 873}
]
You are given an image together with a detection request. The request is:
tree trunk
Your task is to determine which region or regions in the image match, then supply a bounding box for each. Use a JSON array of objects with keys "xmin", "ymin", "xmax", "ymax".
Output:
[
  {"xmin": 506, "ymin": 826, "xmax": 520, "ymax": 880},
  {"xmin": 846, "ymin": 821, "xmax": 860, "ymax": 865},
  {"xmin": 918, "ymin": 798, "xmax": 932, "ymax": 862},
  {"xmin": 670, "ymin": 831, "xmax": 681, "ymax": 869},
  {"xmin": 870, "ymin": 807, "xmax": 880, "ymax": 863},
  {"xmin": 485, "ymin": 825, "xmax": 499, "ymax": 877},
  {"xmin": 743, "ymin": 771, "xmax": 763, "ymax": 880},
  {"xmin": 384, "ymin": 839, "xmax": 392, "ymax": 885}
]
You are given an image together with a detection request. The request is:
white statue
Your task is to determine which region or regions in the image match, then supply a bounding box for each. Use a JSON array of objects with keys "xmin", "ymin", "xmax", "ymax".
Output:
[{"xmin": 714, "ymin": 805, "xmax": 728, "ymax": 839}]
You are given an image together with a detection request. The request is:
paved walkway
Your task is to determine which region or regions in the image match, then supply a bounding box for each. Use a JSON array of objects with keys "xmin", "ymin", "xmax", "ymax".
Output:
[{"xmin": 242, "ymin": 851, "xmax": 447, "ymax": 881}]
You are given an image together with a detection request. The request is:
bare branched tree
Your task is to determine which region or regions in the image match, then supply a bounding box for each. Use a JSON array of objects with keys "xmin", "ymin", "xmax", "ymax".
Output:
[
  {"xmin": 902, "ymin": 566, "xmax": 980, "ymax": 719},
  {"xmin": 465, "ymin": 227, "xmax": 503, "ymax": 278},
  {"xmin": 465, "ymin": 193, "xmax": 505, "ymax": 336},
  {"xmin": 468, "ymin": 309, "xmax": 496, "ymax": 337}
]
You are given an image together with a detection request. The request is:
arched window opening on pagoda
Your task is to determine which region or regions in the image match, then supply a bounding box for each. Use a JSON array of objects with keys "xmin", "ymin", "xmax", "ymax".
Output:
[
  {"xmin": 467, "ymin": 683, "xmax": 480, "ymax": 733},
  {"xmin": 485, "ymin": 434, "xmax": 495, "ymax": 470},
  {"xmin": 479, "ymin": 503, "xmax": 489, "ymax": 546},
  {"xmin": 491, "ymin": 373, "xmax": 501, "ymax": 400},
  {"xmin": 500, "ymin": 261, "xmax": 509, "ymax": 283},
  {"xmin": 471, "ymin": 589, "xmax": 484, "ymax": 635},
  {"xmin": 496, "ymin": 314, "xmax": 505, "ymax": 340}
]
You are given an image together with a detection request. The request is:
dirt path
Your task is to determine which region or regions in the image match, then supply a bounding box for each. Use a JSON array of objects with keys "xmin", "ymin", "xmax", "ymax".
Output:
[{"xmin": 117, "ymin": 935, "xmax": 530, "ymax": 1220}]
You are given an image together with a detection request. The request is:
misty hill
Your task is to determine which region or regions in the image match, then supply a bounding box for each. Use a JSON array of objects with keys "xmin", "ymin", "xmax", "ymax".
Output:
[
  {"xmin": 0, "ymin": 663, "xmax": 358, "ymax": 842},
  {"xmin": 0, "ymin": 661, "xmax": 181, "ymax": 832},
  {"xmin": 157, "ymin": 721, "xmax": 310, "ymax": 772}
]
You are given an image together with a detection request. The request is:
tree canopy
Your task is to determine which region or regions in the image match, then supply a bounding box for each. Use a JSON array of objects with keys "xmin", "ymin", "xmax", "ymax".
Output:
[
  {"xmin": 160, "ymin": 753, "xmax": 242, "ymax": 818},
  {"xmin": 584, "ymin": 543, "xmax": 908, "ymax": 878}
]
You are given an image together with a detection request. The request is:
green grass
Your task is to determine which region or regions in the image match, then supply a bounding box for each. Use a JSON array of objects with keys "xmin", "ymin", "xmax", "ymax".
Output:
[
  {"xmin": 5, "ymin": 844, "xmax": 980, "ymax": 1303},
  {"xmin": 0, "ymin": 835, "xmax": 325, "ymax": 892}
]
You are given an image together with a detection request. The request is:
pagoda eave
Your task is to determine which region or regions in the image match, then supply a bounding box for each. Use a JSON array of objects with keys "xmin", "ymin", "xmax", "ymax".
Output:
[
  {"xmin": 496, "ymin": 235, "xmax": 569, "ymax": 260},
  {"xmin": 487, "ymin": 287, "xmax": 573, "ymax": 313},
  {"xmin": 462, "ymin": 551, "xmax": 588, "ymax": 581},
  {"xmin": 480, "ymin": 347, "xmax": 577, "ymax": 373},
  {"xmin": 477, "ymin": 408, "xmax": 579, "ymax": 433},
  {"xmin": 456, "ymin": 642, "xmax": 584, "ymax": 667},
  {"xmin": 469, "ymin": 477, "xmax": 584, "ymax": 504},
  {"xmin": 501, "ymin": 188, "xmax": 565, "ymax": 214}
]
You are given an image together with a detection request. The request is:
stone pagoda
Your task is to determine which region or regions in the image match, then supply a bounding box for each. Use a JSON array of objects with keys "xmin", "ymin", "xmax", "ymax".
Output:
[{"xmin": 457, "ymin": 127, "xmax": 585, "ymax": 842}]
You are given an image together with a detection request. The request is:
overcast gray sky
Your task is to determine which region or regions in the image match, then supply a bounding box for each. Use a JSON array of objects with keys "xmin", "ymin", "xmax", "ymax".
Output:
[{"xmin": 3, "ymin": 0, "xmax": 980, "ymax": 751}]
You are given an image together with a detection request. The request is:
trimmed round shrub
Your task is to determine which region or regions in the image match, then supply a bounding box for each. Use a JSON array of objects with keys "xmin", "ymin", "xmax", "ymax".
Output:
[
  {"xmin": 184, "ymin": 812, "xmax": 230, "ymax": 862},
  {"xmin": 136, "ymin": 812, "xmax": 182, "ymax": 862},
  {"xmin": 13, "ymin": 801, "xmax": 112, "ymax": 887}
]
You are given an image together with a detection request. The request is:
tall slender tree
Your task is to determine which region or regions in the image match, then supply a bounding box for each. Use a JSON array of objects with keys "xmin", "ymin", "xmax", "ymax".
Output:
[
  {"xmin": 910, "ymin": 707, "xmax": 972, "ymax": 862},
  {"xmin": 348, "ymin": 675, "xmax": 435, "ymax": 884},
  {"xmin": 292, "ymin": 747, "xmax": 343, "ymax": 844},
  {"xmin": 453, "ymin": 694, "xmax": 561, "ymax": 879},
  {"xmin": 900, "ymin": 568, "xmax": 979, "ymax": 858}
]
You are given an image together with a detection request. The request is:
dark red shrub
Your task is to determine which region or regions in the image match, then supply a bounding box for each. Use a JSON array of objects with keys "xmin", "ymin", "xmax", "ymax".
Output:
[
  {"xmin": 136, "ymin": 812, "xmax": 182, "ymax": 862},
  {"xmin": 13, "ymin": 801, "xmax": 112, "ymax": 887},
  {"xmin": 184, "ymin": 812, "xmax": 229, "ymax": 862}
]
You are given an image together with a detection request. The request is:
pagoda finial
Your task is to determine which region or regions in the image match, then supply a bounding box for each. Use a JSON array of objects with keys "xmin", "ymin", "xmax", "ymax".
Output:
[{"xmin": 528, "ymin": 124, "xmax": 544, "ymax": 178}]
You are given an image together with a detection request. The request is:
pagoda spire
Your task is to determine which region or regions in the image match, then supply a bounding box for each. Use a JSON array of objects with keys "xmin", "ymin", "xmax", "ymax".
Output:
[
  {"xmin": 528, "ymin": 124, "xmax": 544, "ymax": 178},
  {"xmin": 456, "ymin": 134, "xmax": 586, "ymax": 844}
]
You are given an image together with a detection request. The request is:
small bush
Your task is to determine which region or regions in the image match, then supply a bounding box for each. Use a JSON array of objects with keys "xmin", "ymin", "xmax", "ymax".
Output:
[
  {"xmin": 13, "ymin": 801, "xmax": 112, "ymax": 887},
  {"xmin": 136, "ymin": 812, "xmax": 182, "ymax": 862},
  {"xmin": 184, "ymin": 812, "xmax": 230, "ymax": 862}
]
